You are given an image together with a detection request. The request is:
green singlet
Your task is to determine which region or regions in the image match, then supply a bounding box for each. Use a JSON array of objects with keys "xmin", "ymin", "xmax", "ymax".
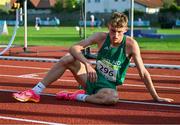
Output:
[{"xmin": 86, "ymin": 34, "xmax": 130, "ymax": 94}]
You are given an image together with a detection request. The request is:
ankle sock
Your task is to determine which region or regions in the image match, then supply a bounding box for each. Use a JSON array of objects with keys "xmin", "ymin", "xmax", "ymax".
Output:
[
  {"xmin": 76, "ymin": 94, "xmax": 88, "ymax": 102},
  {"xmin": 32, "ymin": 82, "xmax": 46, "ymax": 95}
]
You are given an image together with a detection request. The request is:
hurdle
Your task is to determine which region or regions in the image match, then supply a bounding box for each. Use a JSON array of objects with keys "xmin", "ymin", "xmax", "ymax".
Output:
[
  {"xmin": 0, "ymin": 9, "xmax": 20, "ymax": 55},
  {"xmin": 0, "ymin": 56, "xmax": 180, "ymax": 70}
]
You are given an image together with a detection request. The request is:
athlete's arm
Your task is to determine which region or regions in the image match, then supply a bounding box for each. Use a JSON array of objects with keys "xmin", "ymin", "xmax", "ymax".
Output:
[
  {"xmin": 69, "ymin": 32, "xmax": 106, "ymax": 83},
  {"xmin": 130, "ymin": 38, "xmax": 173, "ymax": 103}
]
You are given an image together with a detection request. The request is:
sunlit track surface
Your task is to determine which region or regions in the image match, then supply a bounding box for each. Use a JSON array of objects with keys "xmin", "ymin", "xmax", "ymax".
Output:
[
  {"xmin": 0, "ymin": 49, "xmax": 180, "ymax": 124},
  {"xmin": 0, "ymin": 56, "xmax": 180, "ymax": 69}
]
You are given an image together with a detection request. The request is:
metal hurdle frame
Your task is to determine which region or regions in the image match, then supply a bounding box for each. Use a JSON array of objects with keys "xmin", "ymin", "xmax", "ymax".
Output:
[
  {"xmin": 0, "ymin": 9, "xmax": 20, "ymax": 55},
  {"xmin": 0, "ymin": 56, "xmax": 180, "ymax": 70}
]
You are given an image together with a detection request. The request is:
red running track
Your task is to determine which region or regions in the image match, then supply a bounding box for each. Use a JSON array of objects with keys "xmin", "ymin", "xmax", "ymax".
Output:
[{"xmin": 0, "ymin": 46, "xmax": 180, "ymax": 124}]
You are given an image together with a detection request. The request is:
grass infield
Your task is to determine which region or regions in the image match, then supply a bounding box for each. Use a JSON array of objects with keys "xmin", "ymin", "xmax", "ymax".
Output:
[{"xmin": 0, "ymin": 26, "xmax": 180, "ymax": 51}]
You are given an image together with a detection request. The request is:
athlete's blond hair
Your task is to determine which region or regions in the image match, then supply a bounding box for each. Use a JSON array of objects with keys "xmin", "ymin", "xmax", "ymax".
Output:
[{"xmin": 109, "ymin": 12, "xmax": 128, "ymax": 28}]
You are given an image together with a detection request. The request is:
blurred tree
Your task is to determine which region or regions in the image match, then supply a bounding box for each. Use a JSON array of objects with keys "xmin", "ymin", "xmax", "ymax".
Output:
[
  {"xmin": 52, "ymin": 0, "xmax": 64, "ymax": 13},
  {"xmin": 66, "ymin": 0, "xmax": 80, "ymax": 11},
  {"xmin": 163, "ymin": 0, "xmax": 175, "ymax": 8},
  {"xmin": 159, "ymin": 0, "xmax": 179, "ymax": 28},
  {"xmin": 52, "ymin": 0, "xmax": 81, "ymax": 13},
  {"xmin": 177, "ymin": 0, "xmax": 180, "ymax": 6},
  {"xmin": 160, "ymin": 0, "xmax": 179, "ymax": 13},
  {"xmin": 27, "ymin": 0, "xmax": 34, "ymax": 9}
]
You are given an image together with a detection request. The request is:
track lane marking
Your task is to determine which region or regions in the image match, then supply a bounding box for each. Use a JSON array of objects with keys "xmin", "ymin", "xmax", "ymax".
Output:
[
  {"xmin": 0, "ymin": 64, "xmax": 180, "ymax": 78},
  {"xmin": 0, "ymin": 74, "xmax": 76, "ymax": 82},
  {"xmin": 127, "ymin": 73, "xmax": 180, "ymax": 79},
  {"xmin": 18, "ymin": 72, "xmax": 47, "ymax": 78},
  {"xmin": 0, "ymin": 64, "xmax": 49, "ymax": 70},
  {"xmin": 0, "ymin": 116, "xmax": 65, "ymax": 125},
  {"xmin": 0, "ymin": 74, "xmax": 180, "ymax": 90},
  {"xmin": 0, "ymin": 89, "xmax": 180, "ymax": 108},
  {"xmin": 117, "ymin": 100, "xmax": 180, "ymax": 108}
]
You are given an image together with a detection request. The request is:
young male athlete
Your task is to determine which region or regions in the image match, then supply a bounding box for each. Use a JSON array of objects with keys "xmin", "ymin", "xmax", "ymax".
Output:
[{"xmin": 13, "ymin": 12, "xmax": 173, "ymax": 105}]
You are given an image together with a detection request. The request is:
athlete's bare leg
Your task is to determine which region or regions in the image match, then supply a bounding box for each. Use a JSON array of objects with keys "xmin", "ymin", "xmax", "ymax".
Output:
[
  {"xmin": 41, "ymin": 53, "xmax": 119, "ymax": 105},
  {"xmin": 41, "ymin": 53, "xmax": 87, "ymax": 87},
  {"xmin": 85, "ymin": 88, "xmax": 119, "ymax": 105}
]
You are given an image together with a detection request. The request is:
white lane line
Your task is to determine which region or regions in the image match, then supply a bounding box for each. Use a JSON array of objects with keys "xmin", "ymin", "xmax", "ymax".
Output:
[
  {"xmin": 127, "ymin": 73, "xmax": 180, "ymax": 79},
  {"xmin": 0, "ymin": 74, "xmax": 180, "ymax": 90},
  {"xmin": 118, "ymin": 100, "xmax": 180, "ymax": 108},
  {"xmin": 0, "ymin": 64, "xmax": 180, "ymax": 79},
  {"xmin": 0, "ymin": 64, "xmax": 49, "ymax": 70},
  {"xmin": 0, "ymin": 89, "xmax": 180, "ymax": 108},
  {"xmin": 0, "ymin": 116, "xmax": 65, "ymax": 125},
  {"xmin": 18, "ymin": 72, "xmax": 47, "ymax": 78},
  {"xmin": 0, "ymin": 74, "xmax": 76, "ymax": 82},
  {"xmin": 18, "ymin": 74, "xmax": 39, "ymax": 78},
  {"xmin": 124, "ymin": 83, "xmax": 180, "ymax": 90}
]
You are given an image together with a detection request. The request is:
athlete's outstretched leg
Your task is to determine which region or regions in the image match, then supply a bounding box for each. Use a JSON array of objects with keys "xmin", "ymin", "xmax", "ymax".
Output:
[{"xmin": 85, "ymin": 88, "xmax": 119, "ymax": 105}]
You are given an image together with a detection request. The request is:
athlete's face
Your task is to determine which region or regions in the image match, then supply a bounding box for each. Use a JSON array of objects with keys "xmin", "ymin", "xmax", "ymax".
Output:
[{"xmin": 108, "ymin": 24, "xmax": 127, "ymax": 45}]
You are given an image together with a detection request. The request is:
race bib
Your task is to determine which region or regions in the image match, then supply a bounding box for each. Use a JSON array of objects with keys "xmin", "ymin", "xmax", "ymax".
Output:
[{"xmin": 97, "ymin": 60, "xmax": 119, "ymax": 82}]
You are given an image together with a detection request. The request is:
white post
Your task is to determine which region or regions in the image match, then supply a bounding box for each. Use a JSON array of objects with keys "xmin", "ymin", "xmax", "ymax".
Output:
[
  {"xmin": 20, "ymin": 8, "xmax": 23, "ymax": 22},
  {"xmin": 130, "ymin": 0, "xmax": 134, "ymax": 38},
  {"xmin": 24, "ymin": 0, "xmax": 28, "ymax": 51},
  {"xmin": 84, "ymin": 0, "xmax": 86, "ymax": 39},
  {"xmin": 84, "ymin": 0, "xmax": 91, "ymax": 56}
]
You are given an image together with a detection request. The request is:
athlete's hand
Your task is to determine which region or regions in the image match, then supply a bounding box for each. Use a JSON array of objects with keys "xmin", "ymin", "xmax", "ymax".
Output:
[
  {"xmin": 155, "ymin": 97, "xmax": 174, "ymax": 103},
  {"xmin": 85, "ymin": 63, "xmax": 97, "ymax": 83}
]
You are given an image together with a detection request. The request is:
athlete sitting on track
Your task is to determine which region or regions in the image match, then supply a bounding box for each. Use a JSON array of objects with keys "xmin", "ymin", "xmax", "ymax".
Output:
[{"xmin": 13, "ymin": 12, "xmax": 173, "ymax": 105}]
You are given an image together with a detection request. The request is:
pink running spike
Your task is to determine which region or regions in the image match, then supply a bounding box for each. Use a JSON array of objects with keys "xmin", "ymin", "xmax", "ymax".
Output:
[
  {"xmin": 56, "ymin": 90, "xmax": 85, "ymax": 101},
  {"xmin": 13, "ymin": 89, "xmax": 40, "ymax": 102}
]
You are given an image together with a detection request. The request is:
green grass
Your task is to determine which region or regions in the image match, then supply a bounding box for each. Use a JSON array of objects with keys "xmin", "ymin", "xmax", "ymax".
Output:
[
  {"xmin": 136, "ymin": 37, "xmax": 180, "ymax": 51},
  {"xmin": 0, "ymin": 26, "xmax": 180, "ymax": 51},
  {"xmin": 157, "ymin": 29, "xmax": 180, "ymax": 34}
]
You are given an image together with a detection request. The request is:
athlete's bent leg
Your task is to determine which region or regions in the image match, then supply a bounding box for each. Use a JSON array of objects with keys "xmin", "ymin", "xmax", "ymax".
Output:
[
  {"xmin": 85, "ymin": 88, "xmax": 119, "ymax": 105},
  {"xmin": 67, "ymin": 59, "xmax": 88, "ymax": 88},
  {"xmin": 13, "ymin": 53, "xmax": 88, "ymax": 102},
  {"xmin": 41, "ymin": 53, "xmax": 76, "ymax": 86}
]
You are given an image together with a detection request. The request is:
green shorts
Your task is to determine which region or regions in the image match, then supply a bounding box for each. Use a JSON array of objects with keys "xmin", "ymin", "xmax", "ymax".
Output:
[{"xmin": 85, "ymin": 80, "xmax": 117, "ymax": 95}]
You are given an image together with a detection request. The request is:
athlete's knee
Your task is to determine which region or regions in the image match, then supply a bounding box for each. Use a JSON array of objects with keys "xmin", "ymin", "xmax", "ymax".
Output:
[
  {"xmin": 97, "ymin": 89, "xmax": 119, "ymax": 105},
  {"xmin": 58, "ymin": 53, "xmax": 75, "ymax": 66},
  {"xmin": 102, "ymin": 95, "xmax": 119, "ymax": 105},
  {"xmin": 109, "ymin": 96, "xmax": 119, "ymax": 104}
]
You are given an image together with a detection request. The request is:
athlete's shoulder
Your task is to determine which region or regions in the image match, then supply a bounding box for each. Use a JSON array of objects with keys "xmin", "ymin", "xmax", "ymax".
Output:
[
  {"xmin": 90, "ymin": 32, "xmax": 108, "ymax": 49},
  {"xmin": 93, "ymin": 32, "xmax": 108, "ymax": 39},
  {"xmin": 125, "ymin": 35, "xmax": 140, "ymax": 56},
  {"xmin": 126, "ymin": 35, "xmax": 138, "ymax": 47},
  {"xmin": 91, "ymin": 32, "xmax": 108, "ymax": 43}
]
